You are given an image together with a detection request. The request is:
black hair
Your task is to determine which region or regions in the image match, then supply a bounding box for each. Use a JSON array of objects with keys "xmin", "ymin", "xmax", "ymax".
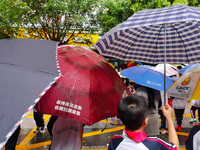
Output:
[
  {"xmin": 117, "ymin": 95, "xmax": 148, "ymax": 131},
  {"xmin": 177, "ymin": 66, "xmax": 182, "ymax": 70},
  {"xmin": 129, "ymin": 81, "xmax": 135, "ymax": 85}
]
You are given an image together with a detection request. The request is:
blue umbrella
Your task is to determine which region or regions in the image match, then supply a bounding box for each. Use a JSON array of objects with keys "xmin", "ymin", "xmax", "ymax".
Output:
[
  {"xmin": 142, "ymin": 65, "xmax": 153, "ymax": 69},
  {"xmin": 120, "ymin": 66, "xmax": 173, "ymax": 91},
  {"xmin": 179, "ymin": 64, "xmax": 200, "ymax": 74}
]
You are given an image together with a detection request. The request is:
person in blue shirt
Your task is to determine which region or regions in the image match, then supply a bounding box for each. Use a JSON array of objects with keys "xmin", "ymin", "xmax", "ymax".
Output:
[{"xmin": 108, "ymin": 95, "xmax": 179, "ymax": 150}]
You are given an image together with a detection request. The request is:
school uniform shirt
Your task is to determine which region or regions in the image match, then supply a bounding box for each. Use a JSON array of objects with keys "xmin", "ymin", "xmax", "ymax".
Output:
[
  {"xmin": 172, "ymin": 97, "xmax": 187, "ymax": 109},
  {"xmin": 193, "ymin": 130, "xmax": 200, "ymax": 150},
  {"xmin": 50, "ymin": 117, "xmax": 83, "ymax": 150},
  {"xmin": 128, "ymin": 87, "xmax": 136, "ymax": 94},
  {"xmin": 185, "ymin": 125, "xmax": 200, "ymax": 150},
  {"xmin": 191, "ymin": 100, "xmax": 200, "ymax": 107},
  {"xmin": 108, "ymin": 130, "xmax": 177, "ymax": 150}
]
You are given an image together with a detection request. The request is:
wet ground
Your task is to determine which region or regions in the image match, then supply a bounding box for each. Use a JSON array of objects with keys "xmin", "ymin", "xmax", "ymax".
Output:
[{"xmin": 14, "ymin": 102, "xmax": 198, "ymax": 150}]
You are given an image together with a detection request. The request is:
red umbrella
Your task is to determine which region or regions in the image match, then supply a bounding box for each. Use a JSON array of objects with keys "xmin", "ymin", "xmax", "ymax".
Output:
[{"xmin": 35, "ymin": 46, "xmax": 130, "ymax": 125}]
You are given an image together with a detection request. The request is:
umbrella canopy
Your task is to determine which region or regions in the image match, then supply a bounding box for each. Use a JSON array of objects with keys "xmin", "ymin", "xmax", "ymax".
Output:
[
  {"xmin": 120, "ymin": 66, "xmax": 173, "ymax": 91},
  {"xmin": 167, "ymin": 67, "xmax": 200, "ymax": 100},
  {"xmin": 179, "ymin": 64, "xmax": 200, "ymax": 74},
  {"xmin": 156, "ymin": 64, "xmax": 176, "ymax": 70},
  {"xmin": 152, "ymin": 64, "xmax": 178, "ymax": 76},
  {"xmin": 127, "ymin": 61, "xmax": 143, "ymax": 68},
  {"xmin": 94, "ymin": 4, "xmax": 200, "ymax": 64},
  {"xmin": 141, "ymin": 65, "xmax": 154, "ymax": 69},
  {"xmin": 0, "ymin": 39, "xmax": 58, "ymax": 147},
  {"xmin": 109, "ymin": 62, "xmax": 115, "ymax": 68},
  {"xmin": 35, "ymin": 46, "xmax": 130, "ymax": 125}
]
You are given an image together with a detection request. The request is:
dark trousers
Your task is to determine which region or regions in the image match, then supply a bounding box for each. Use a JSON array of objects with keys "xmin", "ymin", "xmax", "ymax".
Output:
[
  {"xmin": 159, "ymin": 109, "xmax": 166, "ymax": 129},
  {"xmin": 33, "ymin": 111, "xmax": 44, "ymax": 127},
  {"xmin": 47, "ymin": 115, "xmax": 58, "ymax": 136},
  {"xmin": 190, "ymin": 106, "xmax": 200, "ymax": 119},
  {"xmin": 47, "ymin": 115, "xmax": 59, "ymax": 150},
  {"xmin": 5, "ymin": 125, "xmax": 21, "ymax": 150},
  {"xmin": 174, "ymin": 108, "xmax": 185, "ymax": 126}
]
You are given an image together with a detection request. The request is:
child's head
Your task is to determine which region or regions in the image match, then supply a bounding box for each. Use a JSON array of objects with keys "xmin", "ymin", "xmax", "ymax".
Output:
[
  {"xmin": 176, "ymin": 66, "xmax": 182, "ymax": 71},
  {"xmin": 117, "ymin": 95, "xmax": 148, "ymax": 131},
  {"xmin": 129, "ymin": 81, "xmax": 135, "ymax": 89}
]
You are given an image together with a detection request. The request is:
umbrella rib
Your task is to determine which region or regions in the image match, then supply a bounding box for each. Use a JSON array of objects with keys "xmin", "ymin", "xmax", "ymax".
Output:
[
  {"xmin": 124, "ymin": 27, "xmax": 149, "ymax": 59},
  {"xmin": 0, "ymin": 62, "xmax": 56, "ymax": 75},
  {"xmin": 69, "ymin": 77, "xmax": 77, "ymax": 97},
  {"xmin": 153, "ymin": 25, "xmax": 164, "ymax": 64},
  {"xmin": 170, "ymin": 23, "xmax": 189, "ymax": 63}
]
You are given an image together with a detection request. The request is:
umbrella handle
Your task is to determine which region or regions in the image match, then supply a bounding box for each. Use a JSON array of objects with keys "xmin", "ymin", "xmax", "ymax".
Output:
[{"xmin": 164, "ymin": 24, "xmax": 167, "ymax": 105}]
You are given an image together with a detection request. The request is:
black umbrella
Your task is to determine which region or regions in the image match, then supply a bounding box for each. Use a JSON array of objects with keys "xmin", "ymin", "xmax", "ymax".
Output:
[{"xmin": 0, "ymin": 39, "xmax": 58, "ymax": 147}]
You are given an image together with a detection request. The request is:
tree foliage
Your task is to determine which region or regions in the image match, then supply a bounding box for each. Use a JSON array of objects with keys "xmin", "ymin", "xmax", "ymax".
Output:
[
  {"xmin": 1, "ymin": 0, "xmax": 200, "ymax": 41},
  {"xmin": 0, "ymin": 0, "xmax": 25, "ymax": 39},
  {"xmin": 98, "ymin": 0, "xmax": 200, "ymax": 33},
  {"xmin": 21, "ymin": 0, "xmax": 101, "ymax": 45},
  {"xmin": 97, "ymin": 0, "xmax": 133, "ymax": 33},
  {"xmin": 0, "ymin": 0, "xmax": 100, "ymax": 45}
]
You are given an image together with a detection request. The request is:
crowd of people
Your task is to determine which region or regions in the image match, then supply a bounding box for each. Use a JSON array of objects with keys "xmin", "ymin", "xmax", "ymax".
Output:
[
  {"xmin": 2, "ymin": 64, "xmax": 200, "ymax": 150},
  {"xmin": 118, "ymin": 64, "xmax": 200, "ymax": 150}
]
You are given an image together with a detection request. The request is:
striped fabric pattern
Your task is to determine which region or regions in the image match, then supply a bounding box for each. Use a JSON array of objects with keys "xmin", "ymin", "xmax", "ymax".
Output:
[{"xmin": 94, "ymin": 4, "xmax": 200, "ymax": 64}]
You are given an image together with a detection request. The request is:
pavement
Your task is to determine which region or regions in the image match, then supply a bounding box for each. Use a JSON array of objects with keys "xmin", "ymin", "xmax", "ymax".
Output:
[{"xmin": 13, "ymin": 102, "xmax": 198, "ymax": 150}]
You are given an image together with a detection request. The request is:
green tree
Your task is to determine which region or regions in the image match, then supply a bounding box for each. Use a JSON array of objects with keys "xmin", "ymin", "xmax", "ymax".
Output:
[
  {"xmin": 187, "ymin": 0, "xmax": 200, "ymax": 6},
  {"xmin": 171, "ymin": 0, "xmax": 188, "ymax": 5},
  {"xmin": 98, "ymin": 0, "xmax": 171, "ymax": 33},
  {"xmin": 98, "ymin": 0, "xmax": 200, "ymax": 33},
  {"xmin": 0, "ymin": 0, "xmax": 100, "ymax": 45},
  {"xmin": 97, "ymin": 0, "xmax": 133, "ymax": 33},
  {"xmin": 0, "ymin": 0, "xmax": 24, "ymax": 39},
  {"xmin": 23, "ymin": 0, "xmax": 101, "ymax": 45},
  {"xmin": 2, "ymin": 0, "xmax": 200, "ymax": 41},
  {"xmin": 130, "ymin": 0, "xmax": 170, "ymax": 14}
]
